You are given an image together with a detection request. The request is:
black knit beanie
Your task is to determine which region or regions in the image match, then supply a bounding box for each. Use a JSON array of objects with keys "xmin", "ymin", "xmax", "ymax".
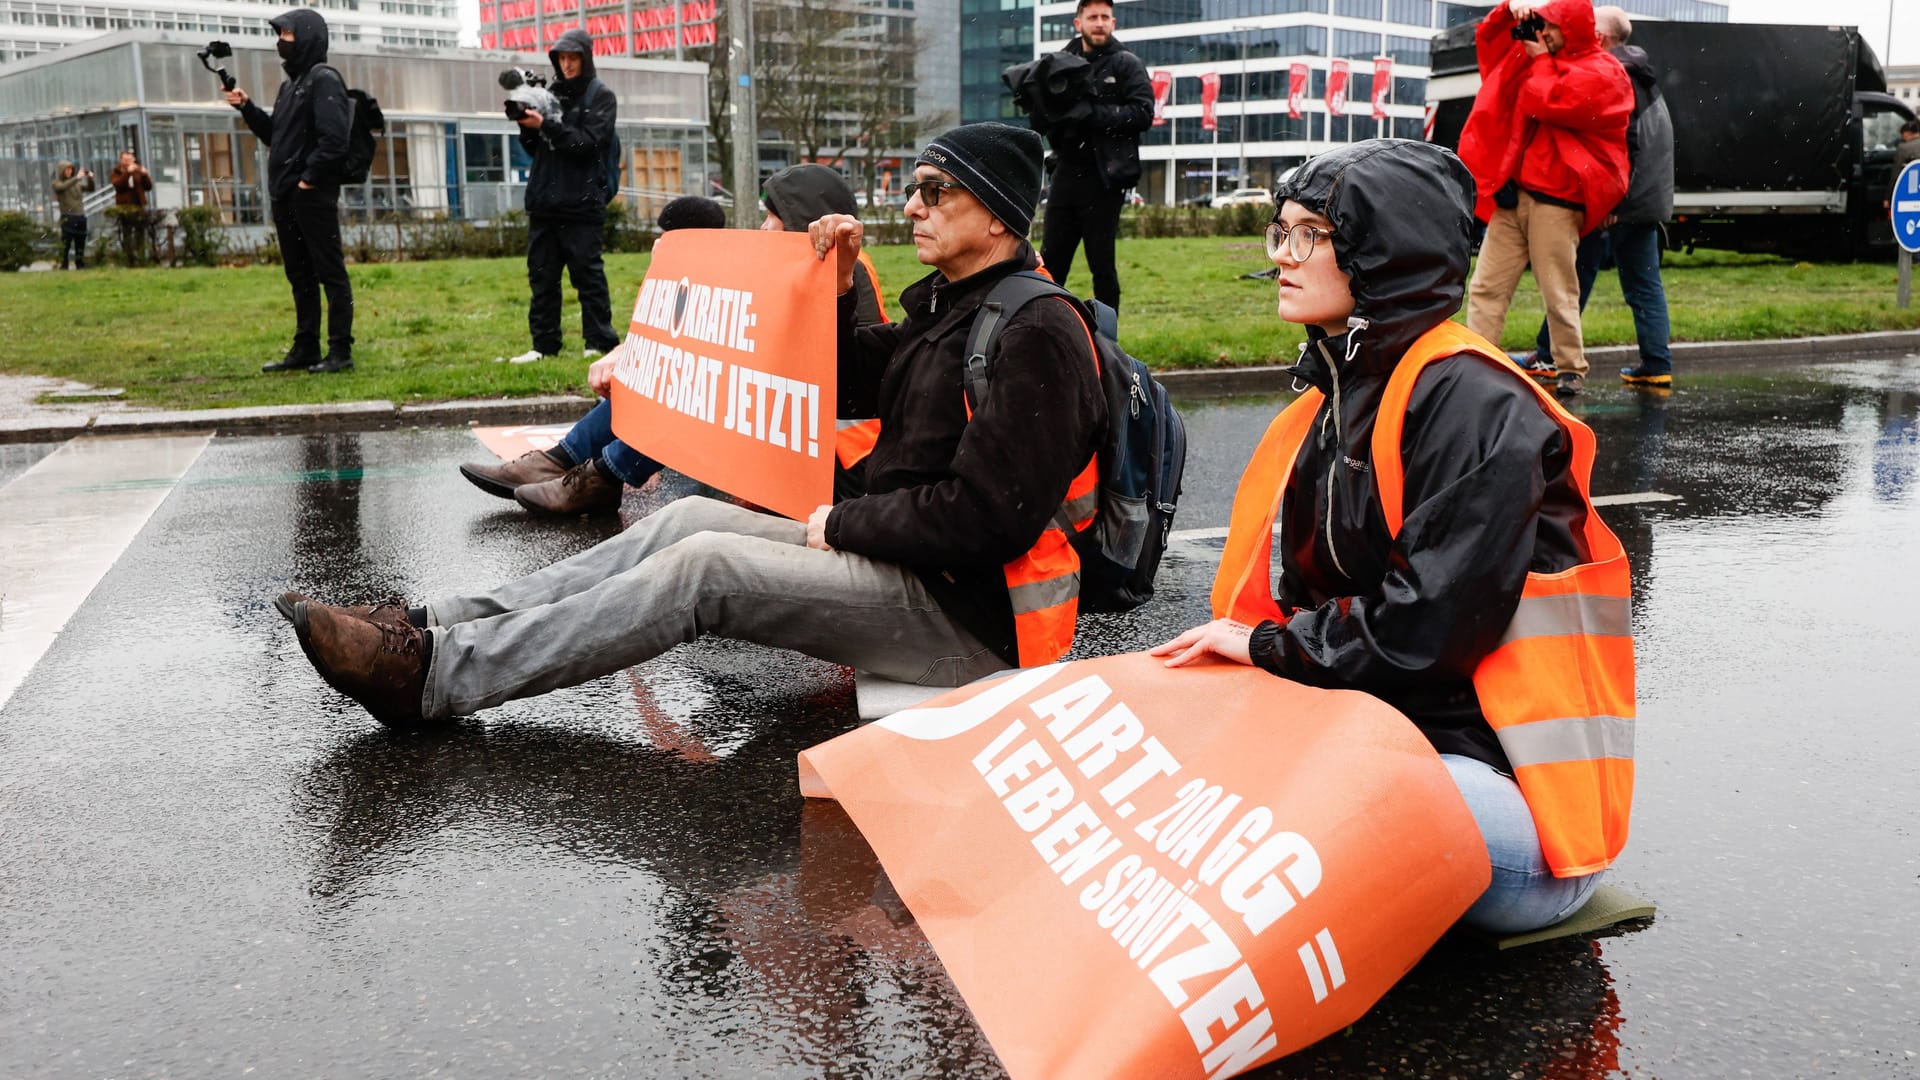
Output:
[
  {"xmin": 915, "ymin": 122, "xmax": 1044, "ymax": 236},
  {"xmin": 657, "ymin": 195, "xmax": 727, "ymax": 232}
]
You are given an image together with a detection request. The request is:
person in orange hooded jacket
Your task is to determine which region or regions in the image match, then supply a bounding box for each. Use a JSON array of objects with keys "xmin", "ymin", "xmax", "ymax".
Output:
[{"xmin": 1457, "ymin": 0, "xmax": 1631, "ymax": 397}]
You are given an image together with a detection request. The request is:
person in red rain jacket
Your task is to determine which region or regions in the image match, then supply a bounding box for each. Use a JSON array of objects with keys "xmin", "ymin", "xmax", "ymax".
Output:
[{"xmin": 1458, "ymin": 0, "xmax": 1630, "ymax": 397}]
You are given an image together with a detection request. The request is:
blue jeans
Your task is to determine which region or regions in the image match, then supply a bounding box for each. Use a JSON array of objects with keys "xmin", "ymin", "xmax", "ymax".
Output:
[
  {"xmin": 1443, "ymin": 754, "xmax": 1604, "ymax": 934},
  {"xmin": 1536, "ymin": 223, "xmax": 1672, "ymax": 372},
  {"xmin": 557, "ymin": 399, "xmax": 665, "ymax": 488}
]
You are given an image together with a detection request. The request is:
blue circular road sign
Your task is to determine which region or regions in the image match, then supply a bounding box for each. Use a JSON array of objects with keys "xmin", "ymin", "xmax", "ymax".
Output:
[{"xmin": 1894, "ymin": 160, "xmax": 1920, "ymax": 255}]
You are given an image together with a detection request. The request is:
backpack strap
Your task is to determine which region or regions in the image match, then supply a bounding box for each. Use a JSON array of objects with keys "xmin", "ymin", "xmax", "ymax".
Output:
[{"xmin": 961, "ymin": 270, "xmax": 1074, "ymax": 413}]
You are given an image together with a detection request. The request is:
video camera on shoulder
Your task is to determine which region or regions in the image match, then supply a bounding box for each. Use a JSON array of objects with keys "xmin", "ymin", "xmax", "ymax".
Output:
[
  {"xmin": 1002, "ymin": 53, "xmax": 1093, "ymax": 127},
  {"xmin": 500, "ymin": 67, "xmax": 562, "ymax": 124},
  {"xmin": 1510, "ymin": 13, "xmax": 1546, "ymax": 41},
  {"xmin": 198, "ymin": 40, "xmax": 235, "ymax": 91}
]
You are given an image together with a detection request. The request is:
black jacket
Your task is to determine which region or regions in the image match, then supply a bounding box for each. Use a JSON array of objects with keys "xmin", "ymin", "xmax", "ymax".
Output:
[
  {"xmin": 1249, "ymin": 140, "xmax": 1593, "ymax": 769},
  {"xmin": 763, "ymin": 164, "xmax": 881, "ymax": 324},
  {"xmin": 236, "ymin": 8, "xmax": 350, "ymax": 201},
  {"xmin": 1610, "ymin": 45, "xmax": 1674, "ymax": 226},
  {"xmin": 827, "ymin": 246, "xmax": 1106, "ymax": 664},
  {"xmin": 521, "ymin": 28, "xmax": 618, "ymax": 223},
  {"xmin": 1033, "ymin": 36, "xmax": 1154, "ymax": 191}
]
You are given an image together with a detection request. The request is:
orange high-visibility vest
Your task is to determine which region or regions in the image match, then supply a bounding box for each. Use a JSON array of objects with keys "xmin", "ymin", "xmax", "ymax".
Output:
[
  {"xmin": 1002, "ymin": 294, "xmax": 1100, "ymax": 667},
  {"xmin": 1211, "ymin": 320, "xmax": 1635, "ymax": 877}
]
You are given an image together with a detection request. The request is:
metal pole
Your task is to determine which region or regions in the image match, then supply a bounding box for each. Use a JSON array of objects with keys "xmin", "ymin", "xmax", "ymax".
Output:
[
  {"xmin": 1237, "ymin": 26, "xmax": 1249, "ymax": 187},
  {"xmin": 1900, "ymin": 248, "xmax": 1912, "ymax": 309},
  {"xmin": 726, "ymin": 0, "xmax": 757, "ymax": 228}
]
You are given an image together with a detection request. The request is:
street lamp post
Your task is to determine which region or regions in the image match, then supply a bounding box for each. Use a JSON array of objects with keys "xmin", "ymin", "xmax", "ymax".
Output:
[
  {"xmin": 725, "ymin": 0, "xmax": 757, "ymax": 228},
  {"xmin": 1234, "ymin": 24, "xmax": 1257, "ymax": 187}
]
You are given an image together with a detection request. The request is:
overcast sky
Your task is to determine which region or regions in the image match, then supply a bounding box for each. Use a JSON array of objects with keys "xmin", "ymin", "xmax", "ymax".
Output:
[
  {"xmin": 453, "ymin": 0, "xmax": 1917, "ymax": 68},
  {"xmin": 1727, "ymin": 0, "xmax": 1914, "ymax": 66}
]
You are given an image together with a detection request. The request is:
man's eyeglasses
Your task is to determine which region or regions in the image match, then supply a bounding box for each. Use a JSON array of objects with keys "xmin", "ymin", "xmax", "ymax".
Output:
[
  {"xmin": 1265, "ymin": 220, "xmax": 1336, "ymax": 263},
  {"xmin": 902, "ymin": 178, "xmax": 963, "ymax": 207}
]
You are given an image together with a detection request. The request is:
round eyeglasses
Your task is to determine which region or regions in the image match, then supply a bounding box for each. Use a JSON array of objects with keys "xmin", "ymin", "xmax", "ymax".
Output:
[{"xmin": 1264, "ymin": 220, "xmax": 1336, "ymax": 263}]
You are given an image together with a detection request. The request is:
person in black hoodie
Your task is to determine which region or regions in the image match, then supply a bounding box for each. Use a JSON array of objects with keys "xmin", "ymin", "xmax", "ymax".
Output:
[
  {"xmin": 1031, "ymin": 0, "xmax": 1152, "ymax": 314},
  {"xmin": 500, "ymin": 28, "xmax": 622, "ymax": 366},
  {"xmin": 226, "ymin": 9, "xmax": 355, "ymax": 374},
  {"xmin": 1152, "ymin": 140, "xmax": 1623, "ymax": 933},
  {"xmin": 275, "ymin": 123, "xmax": 1103, "ymax": 730}
]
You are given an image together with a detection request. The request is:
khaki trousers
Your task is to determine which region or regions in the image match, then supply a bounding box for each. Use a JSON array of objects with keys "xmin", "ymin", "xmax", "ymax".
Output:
[{"xmin": 1466, "ymin": 193, "xmax": 1588, "ymax": 376}]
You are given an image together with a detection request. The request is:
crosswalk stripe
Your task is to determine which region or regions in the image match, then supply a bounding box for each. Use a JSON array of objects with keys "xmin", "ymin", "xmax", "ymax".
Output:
[{"xmin": 0, "ymin": 434, "xmax": 211, "ymax": 711}]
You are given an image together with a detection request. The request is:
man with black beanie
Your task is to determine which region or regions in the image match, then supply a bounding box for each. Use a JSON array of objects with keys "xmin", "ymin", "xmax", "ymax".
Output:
[
  {"xmin": 499, "ymin": 27, "xmax": 622, "ymax": 366},
  {"xmin": 1032, "ymin": 0, "xmax": 1153, "ymax": 313},
  {"xmin": 276, "ymin": 123, "xmax": 1106, "ymax": 731},
  {"xmin": 226, "ymin": 8, "xmax": 356, "ymax": 374}
]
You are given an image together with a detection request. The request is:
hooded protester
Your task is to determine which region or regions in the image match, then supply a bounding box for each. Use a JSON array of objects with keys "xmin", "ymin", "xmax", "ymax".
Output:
[
  {"xmin": 227, "ymin": 8, "xmax": 356, "ymax": 373},
  {"xmin": 51, "ymin": 160, "xmax": 96, "ymax": 269},
  {"xmin": 1457, "ymin": 0, "xmax": 1632, "ymax": 396},
  {"xmin": 459, "ymin": 166, "xmax": 892, "ymax": 516},
  {"xmin": 500, "ymin": 27, "xmax": 623, "ymax": 366},
  {"xmin": 1151, "ymin": 140, "xmax": 1636, "ymax": 935}
]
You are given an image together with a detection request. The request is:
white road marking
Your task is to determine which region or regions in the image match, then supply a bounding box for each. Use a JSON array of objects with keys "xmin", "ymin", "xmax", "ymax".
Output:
[{"xmin": 0, "ymin": 434, "xmax": 211, "ymax": 711}]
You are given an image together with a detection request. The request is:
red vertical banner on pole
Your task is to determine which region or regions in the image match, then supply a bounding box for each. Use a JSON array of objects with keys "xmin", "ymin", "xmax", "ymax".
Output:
[
  {"xmin": 1371, "ymin": 56, "xmax": 1393, "ymax": 121},
  {"xmin": 1325, "ymin": 59, "xmax": 1350, "ymax": 118},
  {"xmin": 1200, "ymin": 72, "xmax": 1221, "ymax": 132},
  {"xmin": 1151, "ymin": 70, "xmax": 1173, "ymax": 126},
  {"xmin": 1287, "ymin": 62, "xmax": 1308, "ymax": 120}
]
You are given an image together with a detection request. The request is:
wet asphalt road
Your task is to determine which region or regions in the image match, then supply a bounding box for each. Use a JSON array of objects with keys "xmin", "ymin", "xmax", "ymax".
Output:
[{"xmin": 2, "ymin": 354, "xmax": 1918, "ymax": 1079}]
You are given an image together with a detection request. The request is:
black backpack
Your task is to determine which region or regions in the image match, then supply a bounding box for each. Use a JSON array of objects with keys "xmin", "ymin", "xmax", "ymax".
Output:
[
  {"xmin": 963, "ymin": 271, "xmax": 1188, "ymax": 614},
  {"xmin": 310, "ymin": 65, "xmax": 384, "ymax": 185}
]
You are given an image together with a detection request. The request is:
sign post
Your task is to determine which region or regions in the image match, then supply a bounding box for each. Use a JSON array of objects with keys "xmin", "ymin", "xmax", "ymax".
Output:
[{"xmin": 1892, "ymin": 160, "xmax": 1920, "ymax": 309}]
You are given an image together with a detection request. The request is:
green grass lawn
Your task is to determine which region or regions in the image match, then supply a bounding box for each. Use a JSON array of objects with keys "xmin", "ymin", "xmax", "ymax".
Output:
[{"xmin": 3, "ymin": 239, "xmax": 1916, "ymax": 410}]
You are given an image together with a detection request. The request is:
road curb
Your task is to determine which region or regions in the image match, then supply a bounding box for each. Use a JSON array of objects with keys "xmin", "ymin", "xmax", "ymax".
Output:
[{"xmin": 5, "ymin": 329, "xmax": 1918, "ymax": 444}]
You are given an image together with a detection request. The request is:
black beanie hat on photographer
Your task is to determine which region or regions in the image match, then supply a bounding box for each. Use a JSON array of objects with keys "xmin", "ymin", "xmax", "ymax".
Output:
[{"xmin": 915, "ymin": 123, "xmax": 1044, "ymax": 236}]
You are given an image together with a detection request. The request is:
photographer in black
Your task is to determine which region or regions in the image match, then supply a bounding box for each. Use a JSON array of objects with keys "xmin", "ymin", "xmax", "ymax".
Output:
[
  {"xmin": 224, "ymin": 9, "xmax": 356, "ymax": 374},
  {"xmin": 1026, "ymin": 0, "xmax": 1152, "ymax": 314},
  {"xmin": 501, "ymin": 28, "xmax": 622, "ymax": 366}
]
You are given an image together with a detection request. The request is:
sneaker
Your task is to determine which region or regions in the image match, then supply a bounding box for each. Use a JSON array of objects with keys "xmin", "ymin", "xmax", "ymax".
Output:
[
  {"xmin": 1510, "ymin": 351, "xmax": 1557, "ymax": 382},
  {"xmin": 584, "ymin": 348, "xmax": 605, "ymax": 360},
  {"xmin": 498, "ymin": 349, "xmax": 558, "ymax": 364},
  {"xmin": 274, "ymin": 592, "xmax": 416, "ymax": 628},
  {"xmin": 1619, "ymin": 364, "xmax": 1673, "ymax": 388},
  {"xmin": 292, "ymin": 601, "xmax": 431, "ymax": 729},
  {"xmin": 515, "ymin": 459, "xmax": 623, "ymax": 516},
  {"xmin": 1554, "ymin": 372, "xmax": 1585, "ymax": 397},
  {"xmin": 459, "ymin": 448, "xmax": 570, "ymax": 500},
  {"xmin": 308, "ymin": 352, "xmax": 354, "ymax": 375},
  {"xmin": 262, "ymin": 345, "xmax": 322, "ymax": 372}
]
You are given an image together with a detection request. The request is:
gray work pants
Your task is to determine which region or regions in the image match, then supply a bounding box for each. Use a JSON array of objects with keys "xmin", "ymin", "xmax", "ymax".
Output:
[{"xmin": 421, "ymin": 496, "xmax": 1008, "ymax": 720}]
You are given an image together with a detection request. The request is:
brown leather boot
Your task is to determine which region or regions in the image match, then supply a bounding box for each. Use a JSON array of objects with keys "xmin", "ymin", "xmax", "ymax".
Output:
[
  {"xmin": 514, "ymin": 459, "xmax": 623, "ymax": 516},
  {"xmin": 293, "ymin": 601, "xmax": 431, "ymax": 729},
  {"xmin": 274, "ymin": 592, "xmax": 414, "ymax": 628},
  {"xmin": 459, "ymin": 449, "xmax": 569, "ymax": 500}
]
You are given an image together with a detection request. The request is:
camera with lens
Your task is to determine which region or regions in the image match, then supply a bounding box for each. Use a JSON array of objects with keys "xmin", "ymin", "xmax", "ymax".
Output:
[
  {"xmin": 1509, "ymin": 13, "xmax": 1546, "ymax": 41},
  {"xmin": 1002, "ymin": 54, "xmax": 1094, "ymax": 129},
  {"xmin": 499, "ymin": 67, "xmax": 562, "ymax": 125},
  {"xmin": 198, "ymin": 39, "xmax": 235, "ymax": 91}
]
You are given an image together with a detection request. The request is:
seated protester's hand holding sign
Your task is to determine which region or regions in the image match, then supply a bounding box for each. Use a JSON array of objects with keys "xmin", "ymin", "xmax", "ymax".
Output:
[
  {"xmin": 278, "ymin": 123, "xmax": 1104, "ymax": 731},
  {"xmin": 1151, "ymin": 140, "xmax": 1636, "ymax": 936}
]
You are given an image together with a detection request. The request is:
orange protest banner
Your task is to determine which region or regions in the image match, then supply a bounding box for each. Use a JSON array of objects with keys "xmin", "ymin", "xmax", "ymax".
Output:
[
  {"xmin": 798, "ymin": 652, "xmax": 1491, "ymax": 1080},
  {"xmin": 610, "ymin": 230, "xmax": 837, "ymax": 521}
]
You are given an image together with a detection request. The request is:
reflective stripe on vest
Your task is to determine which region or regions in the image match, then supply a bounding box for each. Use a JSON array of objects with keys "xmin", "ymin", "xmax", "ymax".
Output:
[
  {"xmin": 1210, "ymin": 320, "xmax": 1635, "ymax": 877},
  {"xmin": 1002, "ymin": 295, "xmax": 1101, "ymax": 668}
]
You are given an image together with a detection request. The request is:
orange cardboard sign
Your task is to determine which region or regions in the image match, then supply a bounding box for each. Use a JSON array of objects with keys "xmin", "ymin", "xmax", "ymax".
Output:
[
  {"xmin": 798, "ymin": 652, "xmax": 1492, "ymax": 1080},
  {"xmin": 609, "ymin": 230, "xmax": 837, "ymax": 520}
]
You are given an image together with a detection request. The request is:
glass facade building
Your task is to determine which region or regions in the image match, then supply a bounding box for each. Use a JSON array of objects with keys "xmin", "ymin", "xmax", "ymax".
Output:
[
  {"xmin": 970, "ymin": 0, "xmax": 1725, "ymax": 203},
  {"xmin": 0, "ymin": 30, "xmax": 708, "ymax": 228},
  {"xmin": 1, "ymin": 0, "xmax": 457, "ymax": 65}
]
